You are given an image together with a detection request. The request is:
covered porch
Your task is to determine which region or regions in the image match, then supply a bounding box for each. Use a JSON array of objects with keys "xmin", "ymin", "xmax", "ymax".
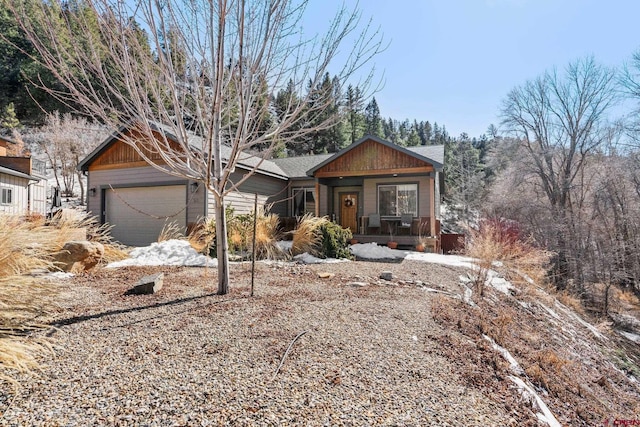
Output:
[{"xmin": 305, "ymin": 137, "xmax": 444, "ymax": 252}]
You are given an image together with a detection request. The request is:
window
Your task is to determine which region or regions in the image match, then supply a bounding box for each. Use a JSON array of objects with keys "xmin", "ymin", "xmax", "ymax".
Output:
[
  {"xmin": 1, "ymin": 188, "xmax": 12, "ymax": 205},
  {"xmin": 293, "ymin": 188, "xmax": 316, "ymax": 216},
  {"xmin": 378, "ymin": 184, "xmax": 417, "ymax": 217}
]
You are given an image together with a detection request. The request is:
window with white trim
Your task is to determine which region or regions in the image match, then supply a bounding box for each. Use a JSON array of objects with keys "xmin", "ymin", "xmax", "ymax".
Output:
[
  {"xmin": 292, "ymin": 187, "xmax": 316, "ymax": 216},
  {"xmin": 378, "ymin": 184, "xmax": 417, "ymax": 217},
  {"xmin": 1, "ymin": 188, "xmax": 12, "ymax": 205}
]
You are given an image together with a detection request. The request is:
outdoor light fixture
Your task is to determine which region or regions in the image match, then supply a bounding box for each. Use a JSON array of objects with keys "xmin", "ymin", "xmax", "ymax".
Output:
[
  {"xmin": 89, "ymin": 187, "xmax": 96, "ymax": 196},
  {"xmin": 190, "ymin": 182, "xmax": 199, "ymax": 193}
]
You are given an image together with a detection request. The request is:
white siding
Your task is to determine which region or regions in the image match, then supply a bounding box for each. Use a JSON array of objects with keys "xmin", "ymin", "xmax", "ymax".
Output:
[
  {"xmin": 30, "ymin": 179, "xmax": 47, "ymax": 215},
  {"xmin": 0, "ymin": 173, "xmax": 29, "ymax": 215}
]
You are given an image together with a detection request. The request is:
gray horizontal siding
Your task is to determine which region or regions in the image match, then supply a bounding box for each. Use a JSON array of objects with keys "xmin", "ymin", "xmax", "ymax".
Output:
[
  {"xmin": 206, "ymin": 172, "xmax": 288, "ymax": 219},
  {"xmin": 87, "ymin": 166, "xmax": 205, "ymax": 224}
]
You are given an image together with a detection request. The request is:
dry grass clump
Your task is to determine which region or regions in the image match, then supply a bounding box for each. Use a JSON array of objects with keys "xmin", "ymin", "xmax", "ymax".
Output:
[
  {"xmin": 465, "ymin": 218, "xmax": 552, "ymax": 296},
  {"xmin": 291, "ymin": 214, "xmax": 328, "ymax": 256},
  {"xmin": 188, "ymin": 209, "xmax": 282, "ymax": 260},
  {"xmin": 0, "ymin": 211, "xmax": 127, "ymax": 389},
  {"xmin": 47, "ymin": 210, "xmax": 128, "ymax": 264},
  {"xmin": 157, "ymin": 221, "xmax": 185, "ymax": 242}
]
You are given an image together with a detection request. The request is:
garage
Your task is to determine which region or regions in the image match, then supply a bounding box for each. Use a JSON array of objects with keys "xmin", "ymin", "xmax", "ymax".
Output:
[{"xmin": 105, "ymin": 185, "xmax": 187, "ymax": 246}]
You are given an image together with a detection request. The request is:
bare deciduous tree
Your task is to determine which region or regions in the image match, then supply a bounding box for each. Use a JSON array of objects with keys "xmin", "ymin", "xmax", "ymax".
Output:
[
  {"xmin": 24, "ymin": 112, "xmax": 105, "ymax": 202},
  {"xmin": 7, "ymin": 0, "xmax": 383, "ymax": 294},
  {"xmin": 500, "ymin": 57, "xmax": 617, "ymax": 289}
]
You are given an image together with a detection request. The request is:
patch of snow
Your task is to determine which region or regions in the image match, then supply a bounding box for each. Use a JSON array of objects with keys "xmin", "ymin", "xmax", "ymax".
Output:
[
  {"xmin": 484, "ymin": 334, "xmax": 561, "ymax": 427},
  {"xmin": 44, "ymin": 272, "xmax": 75, "ymax": 280},
  {"xmin": 483, "ymin": 335, "xmax": 524, "ymax": 375},
  {"xmin": 350, "ymin": 243, "xmax": 407, "ymax": 260},
  {"xmin": 539, "ymin": 303, "xmax": 561, "ymax": 320},
  {"xmin": 277, "ymin": 240, "xmax": 293, "ymax": 251},
  {"xmin": 487, "ymin": 275, "xmax": 515, "ymax": 295},
  {"xmin": 509, "ymin": 376, "xmax": 562, "ymax": 427},
  {"xmin": 555, "ymin": 301, "xmax": 606, "ymax": 341},
  {"xmin": 106, "ymin": 239, "xmax": 217, "ymax": 268},
  {"xmin": 619, "ymin": 330, "xmax": 640, "ymax": 344},
  {"xmin": 405, "ymin": 251, "xmax": 475, "ymax": 268},
  {"xmin": 293, "ymin": 253, "xmax": 349, "ymax": 264}
]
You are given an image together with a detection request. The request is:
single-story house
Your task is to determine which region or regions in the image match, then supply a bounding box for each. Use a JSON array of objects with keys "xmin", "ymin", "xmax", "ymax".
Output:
[
  {"xmin": 78, "ymin": 124, "xmax": 444, "ymax": 248},
  {"xmin": 0, "ymin": 136, "xmax": 48, "ymax": 216}
]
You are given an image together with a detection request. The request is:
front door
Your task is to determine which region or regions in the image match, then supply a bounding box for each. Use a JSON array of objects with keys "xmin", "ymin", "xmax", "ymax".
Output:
[{"xmin": 340, "ymin": 193, "xmax": 358, "ymax": 232}]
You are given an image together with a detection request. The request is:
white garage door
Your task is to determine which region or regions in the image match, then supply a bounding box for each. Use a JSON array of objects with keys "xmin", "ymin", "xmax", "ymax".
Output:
[{"xmin": 105, "ymin": 185, "xmax": 187, "ymax": 246}]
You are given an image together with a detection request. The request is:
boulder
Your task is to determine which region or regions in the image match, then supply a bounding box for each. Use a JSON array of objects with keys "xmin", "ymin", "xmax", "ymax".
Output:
[
  {"xmin": 54, "ymin": 241, "xmax": 104, "ymax": 272},
  {"xmin": 131, "ymin": 273, "xmax": 164, "ymax": 295},
  {"xmin": 379, "ymin": 271, "xmax": 393, "ymax": 281}
]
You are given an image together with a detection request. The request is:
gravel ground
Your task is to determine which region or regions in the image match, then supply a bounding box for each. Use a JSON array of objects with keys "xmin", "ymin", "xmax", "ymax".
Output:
[
  {"xmin": 0, "ymin": 259, "xmax": 593, "ymax": 425},
  {"xmin": 0, "ymin": 259, "xmax": 519, "ymax": 426}
]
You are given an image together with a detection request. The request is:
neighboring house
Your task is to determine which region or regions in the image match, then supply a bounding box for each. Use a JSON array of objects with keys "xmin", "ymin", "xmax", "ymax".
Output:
[
  {"xmin": 78, "ymin": 125, "xmax": 444, "ymax": 247},
  {"xmin": 0, "ymin": 136, "xmax": 48, "ymax": 216}
]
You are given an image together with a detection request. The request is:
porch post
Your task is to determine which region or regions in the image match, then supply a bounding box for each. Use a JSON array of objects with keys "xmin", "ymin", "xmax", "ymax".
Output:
[
  {"xmin": 315, "ymin": 180, "xmax": 320, "ymax": 217},
  {"xmin": 429, "ymin": 174, "xmax": 436, "ymax": 236}
]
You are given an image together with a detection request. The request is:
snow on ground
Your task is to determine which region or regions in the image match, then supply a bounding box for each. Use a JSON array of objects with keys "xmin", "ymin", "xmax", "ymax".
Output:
[
  {"xmin": 619, "ymin": 331, "xmax": 640, "ymax": 344},
  {"xmin": 483, "ymin": 335, "xmax": 562, "ymax": 427},
  {"xmin": 106, "ymin": 239, "xmax": 217, "ymax": 268},
  {"xmin": 350, "ymin": 242, "xmax": 408, "ymax": 260},
  {"xmin": 293, "ymin": 253, "xmax": 349, "ymax": 264}
]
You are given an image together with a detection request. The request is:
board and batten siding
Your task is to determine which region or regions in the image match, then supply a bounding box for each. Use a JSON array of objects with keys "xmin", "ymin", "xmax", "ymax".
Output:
[
  {"xmin": 87, "ymin": 166, "xmax": 205, "ymax": 225},
  {"xmin": 206, "ymin": 171, "xmax": 288, "ymax": 218},
  {"xmin": 362, "ymin": 176, "xmax": 432, "ymax": 218},
  {"xmin": 30, "ymin": 179, "xmax": 47, "ymax": 215},
  {"xmin": 0, "ymin": 173, "xmax": 29, "ymax": 215}
]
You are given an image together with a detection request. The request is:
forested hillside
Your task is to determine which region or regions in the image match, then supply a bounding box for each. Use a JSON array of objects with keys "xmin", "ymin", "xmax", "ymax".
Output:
[{"xmin": 3, "ymin": 0, "xmax": 640, "ymax": 309}]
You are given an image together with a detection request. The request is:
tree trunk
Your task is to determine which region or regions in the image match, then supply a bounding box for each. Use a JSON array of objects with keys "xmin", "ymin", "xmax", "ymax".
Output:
[
  {"xmin": 215, "ymin": 195, "xmax": 230, "ymax": 295},
  {"xmin": 76, "ymin": 170, "xmax": 85, "ymax": 206}
]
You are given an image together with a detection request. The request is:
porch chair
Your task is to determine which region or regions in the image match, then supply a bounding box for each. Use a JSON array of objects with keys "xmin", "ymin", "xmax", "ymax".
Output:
[
  {"xmin": 367, "ymin": 213, "xmax": 381, "ymax": 234},
  {"xmin": 397, "ymin": 213, "xmax": 414, "ymax": 235}
]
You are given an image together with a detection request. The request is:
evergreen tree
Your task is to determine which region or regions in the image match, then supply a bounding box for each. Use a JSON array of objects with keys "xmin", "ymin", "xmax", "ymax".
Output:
[
  {"xmin": 1, "ymin": 102, "xmax": 20, "ymax": 130},
  {"xmin": 363, "ymin": 97, "xmax": 383, "ymax": 137},
  {"xmin": 423, "ymin": 120, "xmax": 432, "ymax": 144},
  {"xmin": 345, "ymin": 84, "xmax": 364, "ymax": 144}
]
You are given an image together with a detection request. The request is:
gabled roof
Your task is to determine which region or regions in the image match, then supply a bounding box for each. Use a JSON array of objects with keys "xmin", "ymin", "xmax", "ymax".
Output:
[
  {"xmin": 79, "ymin": 124, "xmax": 445, "ymax": 182},
  {"xmin": 306, "ymin": 135, "xmax": 444, "ymax": 176},
  {"xmin": 78, "ymin": 122, "xmax": 289, "ymax": 180},
  {"xmin": 271, "ymin": 154, "xmax": 333, "ymax": 179}
]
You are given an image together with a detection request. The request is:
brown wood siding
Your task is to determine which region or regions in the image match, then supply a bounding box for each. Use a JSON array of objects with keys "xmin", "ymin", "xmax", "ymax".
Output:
[
  {"xmin": 88, "ymin": 129, "xmax": 184, "ymax": 171},
  {"xmin": 314, "ymin": 140, "xmax": 434, "ymax": 178}
]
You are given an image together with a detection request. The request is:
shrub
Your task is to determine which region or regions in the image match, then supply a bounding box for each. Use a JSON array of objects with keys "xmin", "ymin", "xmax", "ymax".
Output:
[
  {"xmin": 190, "ymin": 206, "xmax": 281, "ymax": 260},
  {"xmin": 291, "ymin": 214, "xmax": 352, "ymax": 259},
  {"xmin": 318, "ymin": 221, "xmax": 353, "ymax": 259},
  {"xmin": 291, "ymin": 214, "xmax": 327, "ymax": 256},
  {"xmin": 465, "ymin": 217, "xmax": 552, "ymax": 296}
]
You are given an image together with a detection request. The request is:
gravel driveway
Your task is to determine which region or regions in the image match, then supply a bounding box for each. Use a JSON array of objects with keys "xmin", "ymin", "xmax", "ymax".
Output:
[{"xmin": 1, "ymin": 260, "xmax": 544, "ymax": 425}]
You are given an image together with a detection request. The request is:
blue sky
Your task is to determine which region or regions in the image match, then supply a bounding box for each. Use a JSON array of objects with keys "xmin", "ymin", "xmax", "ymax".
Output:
[{"xmin": 305, "ymin": 0, "xmax": 640, "ymax": 138}]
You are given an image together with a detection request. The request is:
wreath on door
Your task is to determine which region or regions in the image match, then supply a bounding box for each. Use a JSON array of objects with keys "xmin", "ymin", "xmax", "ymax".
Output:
[{"xmin": 344, "ymin": 197, "xmax": 354, "ymax": 207}]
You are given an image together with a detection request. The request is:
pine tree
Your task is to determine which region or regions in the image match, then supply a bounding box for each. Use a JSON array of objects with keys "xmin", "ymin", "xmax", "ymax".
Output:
[
  {"xmin": 364, "ymin": 97, "xmax": 383, "ymax": 137},
  {"xmin": 345, "ymin": 84, "xmax": 364, "ymax": 144},
  {"xmin": 0, "ymin": 102, "xmax": 20, "ymax": 130}
]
